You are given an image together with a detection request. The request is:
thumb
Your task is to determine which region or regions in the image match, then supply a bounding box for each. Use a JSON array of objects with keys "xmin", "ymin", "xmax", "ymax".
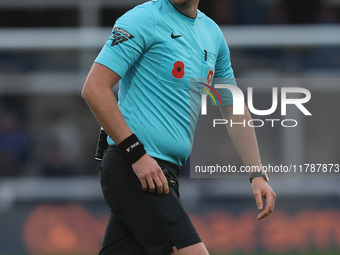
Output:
[{"xmin": 254, "ymin": 192, "xmax": 263, "ymax": 211}]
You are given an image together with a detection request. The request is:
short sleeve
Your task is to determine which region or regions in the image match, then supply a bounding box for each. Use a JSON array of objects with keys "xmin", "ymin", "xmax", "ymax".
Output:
[
  {"xmin": 94, "ymin": 6, "xmax": 155, "ymax": 78},
  {"xmin": 214, "ymin": 29, "xmax": 235, "ymax": 79},
  {"xmin": 213, "ymin": 29, "xmax": 237, "ymax": 106}
]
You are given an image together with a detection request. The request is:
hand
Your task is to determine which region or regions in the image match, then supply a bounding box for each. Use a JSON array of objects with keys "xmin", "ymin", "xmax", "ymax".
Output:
[
  {"xmin": 252, "ymin": 178, "xmax": 276, "ymax": 220},
  {"xmin": 132, "ymin": 154, "xmax": 170, "ymax": 195}
]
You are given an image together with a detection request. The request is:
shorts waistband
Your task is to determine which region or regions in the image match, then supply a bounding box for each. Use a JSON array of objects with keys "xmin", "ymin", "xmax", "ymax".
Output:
[
  {"xmin": 108, "ymin": 145, "xmax": 181, "ymax": 176},
  {"xmin": 154, "ymin": 157, "xmax": 181, "ymax": 177}
]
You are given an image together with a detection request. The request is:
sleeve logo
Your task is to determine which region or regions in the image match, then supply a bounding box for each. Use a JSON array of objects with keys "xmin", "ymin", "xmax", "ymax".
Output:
[{"xmin": 110, "ymin": 27, "xmax": 135, "ymax": 46}]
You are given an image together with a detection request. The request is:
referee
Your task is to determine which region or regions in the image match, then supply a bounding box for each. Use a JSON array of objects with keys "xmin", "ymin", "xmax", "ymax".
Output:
[{"xmin": 82, "ymin": 0, "xmax": 276, "ymax": 254}]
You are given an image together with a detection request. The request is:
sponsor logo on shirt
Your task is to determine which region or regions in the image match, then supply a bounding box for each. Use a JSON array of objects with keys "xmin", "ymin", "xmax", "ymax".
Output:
[
  {"xmin": 171, "ymin": 33, "xmax": 182, "ymax": 39},
  {"xmin": 110, "ymin": 27, "xmax": 135, "ymax": 46}
]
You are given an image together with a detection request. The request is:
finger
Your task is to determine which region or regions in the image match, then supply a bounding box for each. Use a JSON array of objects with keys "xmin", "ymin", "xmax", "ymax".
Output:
[
  {"xmin": 253, "ymin": 191, "xmax": 263, "ymax": 211},
  {"xmin": 158, "ymin": 170, "xmax": 170, "ymax": 194},
  {"xmin": 257, "ymin": 193, "xmax": 275, "ymax": 220},
  {"xmin": 146, "ymin": 176, "xmax": 156, "ymax": 193},
  {"xmin": 139, "ymin": 178, "xmax": 148, "ymax": 192},
  {"xmin": 153, "ymin": 175, "xmax": 164, "ymax": 194}
]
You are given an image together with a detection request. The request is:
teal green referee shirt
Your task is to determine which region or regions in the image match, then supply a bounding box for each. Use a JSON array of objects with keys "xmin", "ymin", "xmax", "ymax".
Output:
[{"xmin": 95, "ymin": 0, "xmax": 236, "ymax": 166}]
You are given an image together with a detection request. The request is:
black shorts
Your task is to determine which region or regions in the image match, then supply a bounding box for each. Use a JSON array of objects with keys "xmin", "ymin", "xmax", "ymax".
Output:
[{"xmin": 99, "ymin": 146, "xmax": 201, "ymax": 255}]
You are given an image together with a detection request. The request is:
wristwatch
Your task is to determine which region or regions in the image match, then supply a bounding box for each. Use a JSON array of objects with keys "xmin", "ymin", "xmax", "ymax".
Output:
[{"xmin": 250, "ymin": 171, "xmax": 269, "ymax": 183}]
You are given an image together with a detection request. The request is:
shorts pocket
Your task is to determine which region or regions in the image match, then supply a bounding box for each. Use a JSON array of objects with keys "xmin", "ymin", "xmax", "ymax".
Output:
[{"xmin": 163, "ymin": 167, "xmax": 180, "ymax": 198}]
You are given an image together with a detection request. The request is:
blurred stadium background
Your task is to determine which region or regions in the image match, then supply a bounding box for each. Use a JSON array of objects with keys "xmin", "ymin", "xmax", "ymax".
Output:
[{"xmin": 0, "ymin": 0, "xmax": 340, "ymax": 254}]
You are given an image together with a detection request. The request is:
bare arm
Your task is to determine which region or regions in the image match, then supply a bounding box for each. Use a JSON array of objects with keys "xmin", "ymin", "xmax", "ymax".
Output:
[
  {"xmin": 82, "ymin": 63, "xmax": 132, "ymax": 143},
  {"xmin": 219, "ymin": 103, "xmax": 276, "ymax": 220},
  {"xmin": 82, "ymin": 63, "xmax": 169, "ymax": 194},
  {"xmin": 219, "ymin": 104, "xmax": 261, "ymax": 167}
]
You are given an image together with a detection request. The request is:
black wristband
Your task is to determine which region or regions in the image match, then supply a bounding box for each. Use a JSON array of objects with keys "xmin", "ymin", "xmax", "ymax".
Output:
[
  {"xmin": 249, "ymin": 171, "xmax": 269, "ymax": 183},
  {"xmin": 117, "ymin": 134, "xmax": 146, "ymax": 164}
]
